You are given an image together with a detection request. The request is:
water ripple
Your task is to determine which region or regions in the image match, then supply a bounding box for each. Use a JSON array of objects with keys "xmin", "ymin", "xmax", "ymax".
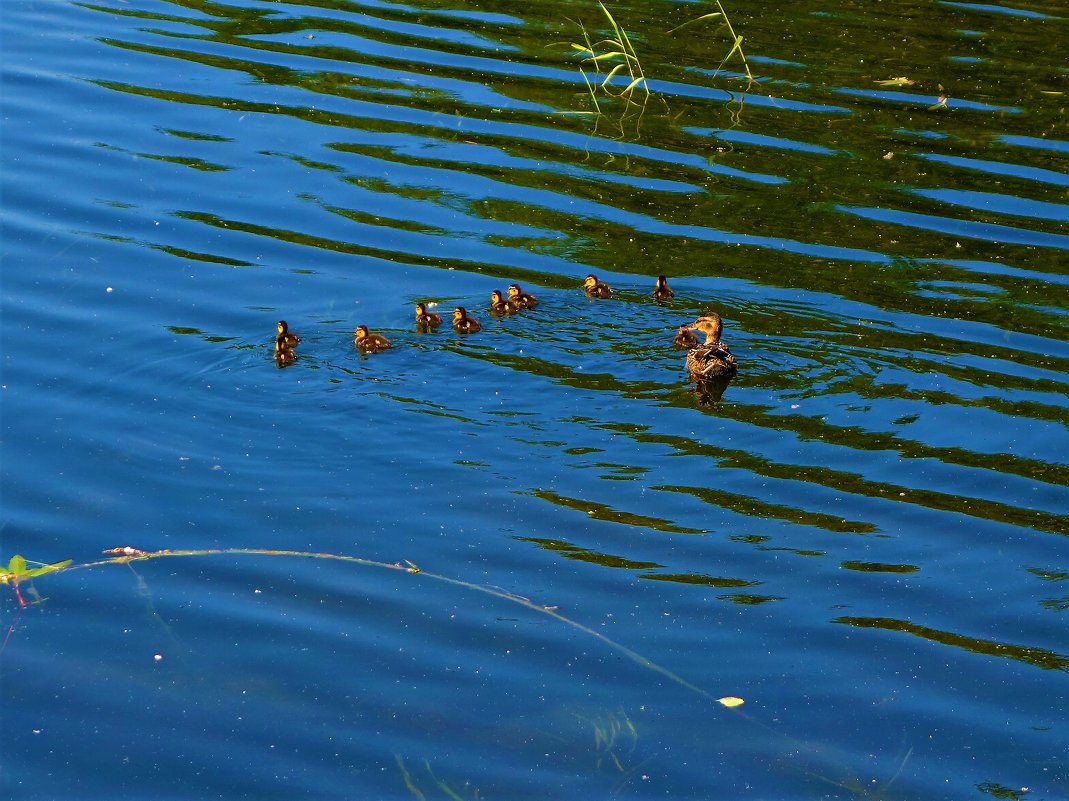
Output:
[{"xmin": 6, "ymin": 0, "xmax": 1069, "ymax": 797}]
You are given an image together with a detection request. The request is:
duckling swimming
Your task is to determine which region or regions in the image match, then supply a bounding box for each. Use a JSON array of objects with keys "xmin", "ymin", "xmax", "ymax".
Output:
[
  {"xmin": 276, "ymin": 320, "xmax": 300, "ymax": 350},
  {"xmin": 583, "ymin": 274, "xmax": 613, "ymax": 298},
  {"xmin": 274, "ymin": 348, "xmax": 297, "ymax": 367},
  {"xmin": 652, "ymin": 275, "xmax": 674, "ymax": 302},
  {"xmin": 685, "ymin": 313, "xmax": 737, "ymax": 381},
  {"xmin": 415, "ymin": 302, "xmax": 442, "ymax": 330},
  {"xmin": 673, "ymin": 325, "xmax": 698, "ymax": 349},
  {"xmin": 354, "ymin": 325, "xmax": 392, "ymax": 353},
  {"xmin": 507, "ymin": 283, "xmax": 538, "ymax": 308},
  {"xmin": 490, "ymin": 289, "xmax": 520, "ymax": 315},
  {"xmin": 452, "ymin": 306, "xmax": 481, "ymax": 334}
]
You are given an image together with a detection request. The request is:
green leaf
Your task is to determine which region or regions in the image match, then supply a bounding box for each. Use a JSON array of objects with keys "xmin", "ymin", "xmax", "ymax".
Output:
[
  {"xmin": 726, "ymin": 34, "xmax": 744, "ymax": 60},
  {"xmin": 600, "ymin": 62, "xmax": 628, "ymax": 87},
  {"xmin": 25, "ymin": 560, "xmax": 72, "ymax": 579},
  {"xmin": 7, "ymin": 554, "xmax": 27, "ymax": 577},
  {"xmin": 668, "ymin": 12, "xmax": 722, "ymax": 34}
]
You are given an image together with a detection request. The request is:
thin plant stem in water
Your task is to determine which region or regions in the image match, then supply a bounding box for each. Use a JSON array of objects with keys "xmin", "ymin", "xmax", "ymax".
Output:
[
  {"xmin": 669, "ymin": 0, "xmax": 754, "ymax": 89},
  {"xmin": 2, "ymin": 547, "xmax": 732, "ymax": 706},
  {"xmin": 557, "ymin": 1, "xmax": 651, "ymax": 126}
]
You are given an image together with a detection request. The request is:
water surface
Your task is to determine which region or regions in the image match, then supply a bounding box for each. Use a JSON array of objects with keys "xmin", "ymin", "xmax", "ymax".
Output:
[{"xmin": 2, "ymin": 0, "xmax": 1067, "ymax": 798}]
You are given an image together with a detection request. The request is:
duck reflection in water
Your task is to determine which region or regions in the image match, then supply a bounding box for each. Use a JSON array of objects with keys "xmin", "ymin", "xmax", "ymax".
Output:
[
  {"xmin": 274, "ymin": 347, "xmax": 297, "ymax": 368},
  {"xmin": 692, "ymin": 374, "xmax": 733, "ymax": 406}
]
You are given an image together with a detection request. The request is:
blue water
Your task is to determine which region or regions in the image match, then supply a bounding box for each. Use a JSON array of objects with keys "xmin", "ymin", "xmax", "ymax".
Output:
[{"xmin": 2, "ymin": 0, "xmax": 1066, "ymax": 798}]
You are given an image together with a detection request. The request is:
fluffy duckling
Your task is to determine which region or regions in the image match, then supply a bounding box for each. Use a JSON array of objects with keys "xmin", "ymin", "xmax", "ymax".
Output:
[
  {"xmin": 685, "ymin": 313, "xmax": 737, "ymax": 381},
  {"xmin": 490, "ymin": 289, "xmax": 521, "ymax": 315},
  {"xmin": 415, "ymin": 302, "xmax": 442, "ymax": 329},
  {"xmin": 507, "ymin": 283, "xmax": 538, "ymax": 308},
  {"xmin": 652, "ymin": 275, "xmax": 674, "ymax": 302},
  {"xmin": 276, "ymin": 320, "xmax": 300, "ymax": 350},
  {"xmin": 354, "ymin": 325, "xmax": 392, "ymax": 353},
  {"xmin": 274, "ymin": 348, "xmax": 297, "ymax": 367},
  {"xmin": 583, "ymin": 274, "xmax": 613, "ymax": 298},
  {"xmin": 673, "ymin": 325, "xmax": 699, "ymax": 349},
  {"xmin": 452, "ymin": 307, "xmax": 481, "ymax": 334}
]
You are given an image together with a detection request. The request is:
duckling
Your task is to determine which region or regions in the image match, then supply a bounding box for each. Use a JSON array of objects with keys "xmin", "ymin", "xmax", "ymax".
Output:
[
  {"xmin": 274, "ymin": 348, "xmax": 297, "ymax": 367},
  {"xmin": 583, "ymin": 274, "xmax": 613, "ymax": 298},
  {"xmin": 415, "ymin": 302, "xmax": 442, "ymax": 329},
  {"xmin": 452, "ymin": 306, "xmax": 481, "ymax": 334},
  {"xmin": 354, "ymin": 325, "xmax": 392, "ymax": 353},
  {"xmin": 490, "ymin": 289, "xmax": 521, "ymax": 315},
  {"xmin": 685, "ymin": 313, "xmax": 737, "ymax": 381},
  {"xmin": 673, "ymin": 325, "xmax": 699, "ymax": 349},
  {"xmin": 507, "ymin": 283, "xmax": 538, "ymax": 308},
  {"xmin": 652, "ymin": 275, "xmax": 674, "ymax": 302},
  {"xmin": 276, "ymin": 320, "xmax": 300, "ymax": 350}
]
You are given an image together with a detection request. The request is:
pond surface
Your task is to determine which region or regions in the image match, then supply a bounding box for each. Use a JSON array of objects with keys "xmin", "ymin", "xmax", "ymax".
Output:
[{"xmin": 2, "ymin": 0, "xmax": 1067, "ymax": 798}]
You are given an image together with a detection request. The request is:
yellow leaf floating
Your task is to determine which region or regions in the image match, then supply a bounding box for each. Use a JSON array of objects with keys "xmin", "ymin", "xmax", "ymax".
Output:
[
  {"xmin": 874, "ymin": 77, "xmax": 915, "ymax": 87},
  {"xmin": 717, "ymin": 696, "xmax": 745, "ymax": 708}
]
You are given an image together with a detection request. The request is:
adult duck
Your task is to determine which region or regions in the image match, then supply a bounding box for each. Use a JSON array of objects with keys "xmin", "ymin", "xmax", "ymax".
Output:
[{"xmin": 685, "ymin": 313, "xmax": 737, "ymax": 381}]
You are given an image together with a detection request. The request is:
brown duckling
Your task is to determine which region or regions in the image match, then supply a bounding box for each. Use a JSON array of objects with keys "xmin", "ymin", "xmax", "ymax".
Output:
[
  {"xmin": 354, "ymin": 325, "xmax": 392, "ymax": 353},
  {"xmin": 583, "ymin": 274, "xmax": 613, "ymax": 298},
  {"xmin": 452, "ymin": 306, "xmax": 481, "ymax": 334},
  {"xmin": 415, "ymin": 302, "xmax": 442, "ymax": 329},
  {"xmin": 673, "ymin": 325, "xmax": 699, "ymax": 349},
  {"xmin": 274, "ymin": 348, "xmax": 297, "ymax": 367},
  {"xmin": 652, "ymin": 275, "xmax": 674, "ymax": 302},
  {"xmin": 685, "ymin": 313, "xmax": 737, "ymax": 381},
  {"xmin": 276, "ymin": 319, "xmax": 300, "ymax": 350},
  {"xmin": 490, "ymin": 289, "xmax": 521, "ymax": 315},
  {"xmin": 507, "ymin": 283, "xmax": 538, "ymax": 308}
]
